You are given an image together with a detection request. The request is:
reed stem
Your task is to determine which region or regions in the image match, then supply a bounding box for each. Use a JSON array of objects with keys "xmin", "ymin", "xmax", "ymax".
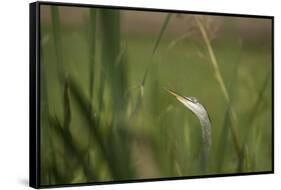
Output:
[{"xmin": 195, "ymin": 16, "xmax": 242, "ymax": 162}]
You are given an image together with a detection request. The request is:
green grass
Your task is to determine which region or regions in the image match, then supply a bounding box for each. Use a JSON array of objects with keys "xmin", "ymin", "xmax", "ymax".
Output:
[{"xmin": 40, "ymin": 5, "xmax": 272, "ymax": 186}]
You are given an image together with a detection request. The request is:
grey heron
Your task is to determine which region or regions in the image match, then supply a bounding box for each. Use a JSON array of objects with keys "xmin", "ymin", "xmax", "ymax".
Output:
[{"xmin": 165, "ymin": 88, "xmax": 212, "ymax": 172}]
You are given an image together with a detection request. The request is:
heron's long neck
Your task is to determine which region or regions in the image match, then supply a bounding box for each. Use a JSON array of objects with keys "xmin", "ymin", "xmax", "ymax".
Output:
[
  {"xmin": 199, "ymin": 116, "xmax": 212, "ymax": 172},
  {"xmin": 199, "ymin": 117, "xmax": 212, "ymax": 150}
]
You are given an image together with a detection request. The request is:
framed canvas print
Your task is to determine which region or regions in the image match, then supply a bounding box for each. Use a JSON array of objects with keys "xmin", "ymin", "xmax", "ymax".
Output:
[{"xmin": 29, "ymin": 1, "xmax": 274, "ymax": 188}]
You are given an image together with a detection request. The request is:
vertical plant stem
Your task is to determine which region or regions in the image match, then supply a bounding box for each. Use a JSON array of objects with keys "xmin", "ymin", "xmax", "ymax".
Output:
[
  {"xmin": 99, "ymin": 9, "xmax": 125, "ymax": 115},
  {"xmin": 40, "ymin": 58, "xmax": 51, "ymax": 184},
  {"xmin": 240, "ymin": 72, "xmax": 270, "ymax": 171},
  {"xmin": 152, "ymin": 13, "xmax": 172, "ymax": 56},
  {"xmin": 142, "ymin": 13, "xmax": 172, "ymax": 86},
  {"xmin": 195, "ymin": 16, "xmax": 242, "ymax": 162},
  {"xmin": 51, "ymin": 6, "xmax": 70, "ymax": 181},
  {"xmin": 216, "ymin": 59, "xmax": 240, "ymax": 172},
  {"xmin": 63, "ymin": 77, "xmax": 71, "ymax": 181},
  {"xmin": 63, "ymin": 78, "xmax": 71, "ymax": 131},
  {"xmin": 51, "ymin": 6, "xmax": 64, "ymax": 80},
  {"xmin": 244, "ymin": 72, "xmax": 270, "ymax": 138},
  {"xmin": 87, "ymin": 8, "xmax": 97, "ymax": 168},
  {"xmin": 88, "ymin": 9, "xmax": 97, "ymax": 112},
  {"xmin": 99, "ymin": 9, "xmax": 133, "ymax": 178},
  {"xmin": 49, "ymin": 114, "xmax": 97, "ymax": 181},
  {"xmin": 130, "ymin": 13, "xmax": 172, "ymax": 118}
]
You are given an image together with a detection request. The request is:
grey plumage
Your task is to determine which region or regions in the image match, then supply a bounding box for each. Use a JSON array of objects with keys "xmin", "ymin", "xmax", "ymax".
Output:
[{"xmin": 165, "ymin": 89, "xmax": 212, "ymax": 171}]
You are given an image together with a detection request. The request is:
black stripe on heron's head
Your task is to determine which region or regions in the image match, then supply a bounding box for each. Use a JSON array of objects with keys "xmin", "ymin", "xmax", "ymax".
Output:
[{"xmin": 185, "ymin": 96, "xmax": 199, "ymax": 104}]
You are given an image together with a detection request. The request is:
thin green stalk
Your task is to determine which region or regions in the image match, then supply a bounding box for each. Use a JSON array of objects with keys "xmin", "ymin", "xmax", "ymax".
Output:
[
  {"xmin": 48, "ymin": 131, "xmax": 56, "ymax": 184},
  {"xmin": 195, "ymin": 17, "xmax": 231, "ymax": 104},
  {"xmin": 99, "ymin": 10, "xmax": 129, "ymax": 129},
  {"xmin": 40, "ymin": 58, "xmax": 51, "ymax": 184},
  {"xmin": 62, "ymin": 78, "xmax": 71, "ymax": 181},
  {"xmin": 51, "ymin": 7, "xmax": 71, "ymax": 181},
  {"xmin": 99, "ymin": 9, "xmax": 134, "ymax": 176},
  {"xmin": 51, "ymin": 6, "xmax": 64, "ymax": 80},
  {"xmin": 152, "ymin": 13, "xmax": 172, "ymax": 56},
  {"xmin": 240, "ymin": 72, "xmax": 270, "ymax": 171},
  {"xmin": 88, "ymin": 9, "xmax": 97, "ymax": 112},
  {"xmin": 48, "ymin": 115, "xmax": 97, "ymax": 181},
  {"xmin": 195, "ymin": 16, "xmax": 242, "ymax": 161},
  {"xmin": 63, "ymin": 78, "xmax": 71, "ymax": 131},
  {"xmin": 245, "ymin": 72, "xmax": 270, "ymax": 136},
  {"xmin": 216, "ymin": 59, "xmax": 239, "ymax": 172},
  {"xmin": 87, "ymin": 8, "xmax": 97, "ymax": 169},
  {"xmin": 130, "ymin": 13, "xmax": 172, "ymax": 118},
  {"xmin": 142, "ymin": 13, "xmax": 172, "ymax": 86},
  {"xmin": 213, "ymin": 28, "xmax": 244, "ymax": 172},
  {"xmin": 68, "ymin": 76, "xmax": 128, "ymax": 179}
]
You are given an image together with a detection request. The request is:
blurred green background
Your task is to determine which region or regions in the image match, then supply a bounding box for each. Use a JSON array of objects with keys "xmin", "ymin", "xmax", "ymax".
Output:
[{"xmin": 39, "ymin": 5, "xmax": 272, "ymax": 186}]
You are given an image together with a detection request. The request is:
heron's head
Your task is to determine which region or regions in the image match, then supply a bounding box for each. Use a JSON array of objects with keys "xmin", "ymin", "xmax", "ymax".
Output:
[{"xmin": 165, "ymin": 89, "xmax": 209, "ymax": 120}]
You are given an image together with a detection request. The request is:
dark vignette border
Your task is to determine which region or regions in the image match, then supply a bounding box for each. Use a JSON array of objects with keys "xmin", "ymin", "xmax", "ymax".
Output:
[
  {"xmin": 30, "ymin": 2, "xmax": 41, "ymax": 188},
  {"xmin": 29, "ymin": 1, "xmax": 274, "ymax": 189}
]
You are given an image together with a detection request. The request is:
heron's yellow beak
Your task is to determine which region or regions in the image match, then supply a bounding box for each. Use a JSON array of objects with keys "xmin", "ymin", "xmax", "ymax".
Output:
[{"xmin": 164, "ymin": 88, "xmax": 188, "ymax": 105}]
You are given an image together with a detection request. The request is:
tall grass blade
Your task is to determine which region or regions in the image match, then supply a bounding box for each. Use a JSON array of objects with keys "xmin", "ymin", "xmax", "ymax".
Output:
[
  {"xmin": 245, "ymin": 72, "xmax": 270, "ymax": 135},
  {"xmin": 240, "ymin": 72, "xmax": 271, "ymax": 171},
  {"xmin": 68, "ymin": 76, "xmax": 120, "ymax": 178},
  {"xmin": 62, "ymin": 77, "xmax": 72, "ymax": 180},
  {"xmin": 68, "ymin": 76, "xmax": 104, "ymax": 154},
  {"xmin": 51, "ymin": 6, "xmax": 64, "ymax": 80},
  {"xmin": 40, "ymin": 58, "xmax": 51, "ymax": 184},
  {"xmin": 63, "ymin": 77, "xmax": 71, "ymax": 131},
  {"xmin": 100, "ymin": 10, "xmax": 127, "ymax": 113},
  {"xmin": 48, "ymin": 115, "xmax": 97, "ymax": 182},
  {"xmin": 87, "ymin": 8, "xmax": 97, "ymax": 168},
  {"xmin": 88, "ymin": 9, "xmax": 97, "ymax": 112},
  {"xmin": 152, "ymin": 13, "xmax": 172, "ymax": 56},
  {"xmin": 194, "ymin": 16, "xmax": 242, "ymax": 161},
  {"xmin": 216, "ymin": 59, "xmax": 239, "ymax": 172},
  {"xmin": 143, "ymin": 13, "xmax": 172, "ymax": 85},
  {"xmin": 131, "ymin": 13, "xmax": 172, "ymax": 119},
  {"xmin": 216, "ymin": 103, "xmax": 231, "ymax": 172},
  {"xmin": 98, "ymin": 10, "xmax": 135, "ymax": 178}
]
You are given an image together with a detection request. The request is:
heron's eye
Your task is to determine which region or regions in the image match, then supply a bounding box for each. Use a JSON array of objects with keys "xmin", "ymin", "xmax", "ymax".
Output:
[{"xmin": 187, "ymin": 97, "xmax": 198, "ymax": 103}]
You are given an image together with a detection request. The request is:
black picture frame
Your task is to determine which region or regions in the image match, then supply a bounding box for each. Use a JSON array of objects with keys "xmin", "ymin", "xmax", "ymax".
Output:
[{"xmin": 30, "ymin": 1, "xmax": 274, "ymax": 188}]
